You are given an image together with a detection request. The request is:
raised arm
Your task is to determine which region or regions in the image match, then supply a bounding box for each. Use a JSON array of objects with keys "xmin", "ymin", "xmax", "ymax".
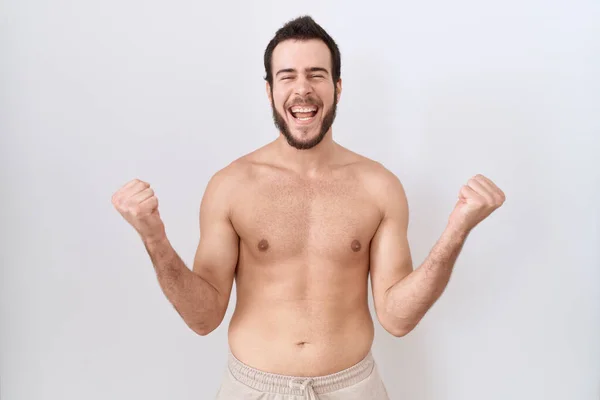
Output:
[
  {"xmin": 370, "ymin": 170, "xmax": 505, "ymax": 337},
  {"xmin": 112, "ymin": 166, "xmax": 239, "ymax": 336},
  {"xmin": 369, "ymin": 170, "xmax": 415, "ymax": 337},
  {"xmin": 188, "ymin": 167, "xmax": 240, "ymax": 333},
  {"xmin": 153, "ymin": 167, "xmax": 239, "ymax": 335}
]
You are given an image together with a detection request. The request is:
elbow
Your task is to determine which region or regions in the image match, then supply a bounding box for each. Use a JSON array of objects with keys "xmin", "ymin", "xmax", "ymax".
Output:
[
  {"xmin": 188, "ymin": 310, "xmax": 225, "ymax": 336},
  {"xmin": 380, "ymin": 316, "xmax": 414, "ymax": 338},
  {"xmin": 190, "ymin": 324, "xmax": 210, "ymax": 336},
  {"xmin": 385, "ymin": 325, "xmax": 412, "ymax": 338},
  {"xmin": 189, "ymin": 321, "xmax": 218, "ymax": 336}
]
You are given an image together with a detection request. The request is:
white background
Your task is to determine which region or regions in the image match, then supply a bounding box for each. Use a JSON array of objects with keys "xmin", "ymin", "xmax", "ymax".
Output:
[{"xmin": 1, "ymin": 0, "xmax": 599, "ymax": 399}]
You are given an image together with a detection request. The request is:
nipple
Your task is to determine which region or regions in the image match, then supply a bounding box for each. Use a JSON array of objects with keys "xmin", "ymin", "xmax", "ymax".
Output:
[{"xmin": 258, "ymin": 239, "xmax": 269, "ymax": 251}]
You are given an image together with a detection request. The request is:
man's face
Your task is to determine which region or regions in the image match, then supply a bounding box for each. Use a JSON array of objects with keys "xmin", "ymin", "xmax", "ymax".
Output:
[{"xmin": 268, "ymin": 39, "xmax": 342, "ymax": 150}]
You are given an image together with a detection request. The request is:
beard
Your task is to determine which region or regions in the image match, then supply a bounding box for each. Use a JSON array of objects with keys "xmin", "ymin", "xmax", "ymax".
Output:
[{"xmin": 271, "ymin": 88, "xmax": 338, "ymax": 150}]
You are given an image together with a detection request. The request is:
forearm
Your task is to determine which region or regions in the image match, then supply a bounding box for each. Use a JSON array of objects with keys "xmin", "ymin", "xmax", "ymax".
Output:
[
  {"xmin": 384, "ymin": 225, "xmax": 469, "ymax": 335},
  {"xmin": 143, "ymin": 235, "xmax": 222, "ymax": 335}
]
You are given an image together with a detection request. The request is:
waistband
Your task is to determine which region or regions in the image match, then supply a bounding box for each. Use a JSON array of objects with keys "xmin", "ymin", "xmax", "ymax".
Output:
[{"xmin": 227, "ymin": 349, "xmax": 375, "ymax": 396}]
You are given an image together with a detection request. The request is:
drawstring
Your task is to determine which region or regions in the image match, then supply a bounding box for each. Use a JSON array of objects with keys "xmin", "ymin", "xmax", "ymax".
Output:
[{"xmin": 289, "ymin": 378, "xmax": 317, "ymax": 399}]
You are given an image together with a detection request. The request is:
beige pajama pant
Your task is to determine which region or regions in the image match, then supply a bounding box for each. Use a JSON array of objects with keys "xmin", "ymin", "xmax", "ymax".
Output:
[{"xmin": 215, "ymin": 350, "xmax": 390, "ymax": 399}]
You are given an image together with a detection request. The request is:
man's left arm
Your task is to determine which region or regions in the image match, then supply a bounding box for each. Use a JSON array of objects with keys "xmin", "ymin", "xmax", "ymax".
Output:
[{"xmin": 370, "ymin": 172, "xmax": 506, "ymax": 337}]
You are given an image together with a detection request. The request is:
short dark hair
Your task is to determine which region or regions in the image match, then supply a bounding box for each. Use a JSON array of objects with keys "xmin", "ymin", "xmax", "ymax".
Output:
[{"xmin": 263, "ymin": 16, "xmax": 341, "ymax": 86}]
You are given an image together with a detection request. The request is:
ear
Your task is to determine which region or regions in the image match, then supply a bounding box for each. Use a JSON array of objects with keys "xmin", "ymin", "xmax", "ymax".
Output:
[
  {"xmin": 335, "ymin": 78, "xmax": 342, "ymax": 104},
  {"xmin": 266, "ymin": 81, "xmax": 273, "ymax": 105}
]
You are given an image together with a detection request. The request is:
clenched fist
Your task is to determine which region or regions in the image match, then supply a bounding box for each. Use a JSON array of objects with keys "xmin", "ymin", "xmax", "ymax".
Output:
[
  {"xmin": 448, "ymin": 174, "xmax": 506, "ymax": 234},
  {"xmin": 112, "ymin": 179, "xmax": 166, "ymax": 243}
]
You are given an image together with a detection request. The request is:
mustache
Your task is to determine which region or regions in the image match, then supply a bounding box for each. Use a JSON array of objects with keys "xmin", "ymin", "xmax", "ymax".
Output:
[{"xmin": 286, "ymin": 97, "xmax": 322, "ymax": 108}]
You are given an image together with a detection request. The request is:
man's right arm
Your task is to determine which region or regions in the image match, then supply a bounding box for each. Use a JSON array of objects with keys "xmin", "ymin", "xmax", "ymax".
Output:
[{"xmin": 143, "ymin": 167, "xmax": 239, "ymax": 336}]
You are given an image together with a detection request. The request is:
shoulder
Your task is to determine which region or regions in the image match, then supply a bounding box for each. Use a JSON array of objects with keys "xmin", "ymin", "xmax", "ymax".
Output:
[
  {"xmin": 341, "ymin": 148, "xmax": 408, "ymax": 218},
  {"xmin": 339, "ymin": 146, "xmax": 405, "ymax": 196},
  {"xmin": 206, "ymin": 161, "xmax": 242, "ymax": 191},
  {"xmin": 201, "ymin": 155, "xmax": 253, "ymax": 212},
  {"xmin": 203, "ymin": 145, "xmax": 271, "ymax": 201}
]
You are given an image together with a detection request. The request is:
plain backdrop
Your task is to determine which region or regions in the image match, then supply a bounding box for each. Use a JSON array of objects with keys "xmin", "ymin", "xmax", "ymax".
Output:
[{"xmin": 1, "ymin": 0, "xmax": 599, "ymax": 399}]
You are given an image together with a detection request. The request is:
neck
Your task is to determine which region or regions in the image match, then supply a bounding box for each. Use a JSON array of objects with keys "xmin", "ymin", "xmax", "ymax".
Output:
[{"xmin": 274, "ymin": 130, "xmax": 337, "ymax": 175}]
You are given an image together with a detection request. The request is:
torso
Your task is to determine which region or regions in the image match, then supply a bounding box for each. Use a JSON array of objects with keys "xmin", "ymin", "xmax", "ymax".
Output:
[{"xmin": 227, "ymin": 143, "xmax": 383, "ymax": 376}]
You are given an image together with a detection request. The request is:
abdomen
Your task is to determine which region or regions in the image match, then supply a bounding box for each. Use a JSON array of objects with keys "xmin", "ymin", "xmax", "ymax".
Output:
[{"xmin": 227, "ymin": 258, "xmax": 375, "ymax": 376}]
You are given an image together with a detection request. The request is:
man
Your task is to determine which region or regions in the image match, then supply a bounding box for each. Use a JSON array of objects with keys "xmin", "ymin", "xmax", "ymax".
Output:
[{"xmin": 112, "ymin": 16, "xmax": 505, "ymax": 400}]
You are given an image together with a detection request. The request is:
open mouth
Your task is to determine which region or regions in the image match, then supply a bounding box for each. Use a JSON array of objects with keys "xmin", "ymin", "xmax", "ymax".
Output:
[{"xmin": 288, "ymin": 105, "xmax": 319, "ymax": 124}]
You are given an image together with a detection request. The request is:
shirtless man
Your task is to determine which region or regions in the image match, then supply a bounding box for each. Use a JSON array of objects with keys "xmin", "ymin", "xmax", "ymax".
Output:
[{"xmin": 112, "ymin": 16, "xmax": 505, "ymax": 400}]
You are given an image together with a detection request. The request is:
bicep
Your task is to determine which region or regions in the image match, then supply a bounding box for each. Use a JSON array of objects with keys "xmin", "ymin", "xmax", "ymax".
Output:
[
  {"xmin": 192, "ymin": 170, "xmax": 239, "ymax": 304},
  {"xmin": 370, "ymin": 175, "xmax": 413, "ymax": 318}
]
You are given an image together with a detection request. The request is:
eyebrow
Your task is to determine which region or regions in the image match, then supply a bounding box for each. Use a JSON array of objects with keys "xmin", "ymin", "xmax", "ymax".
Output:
[{"xmin": 275, "ymin": 67, "xmax": 330, "ymax": 77}]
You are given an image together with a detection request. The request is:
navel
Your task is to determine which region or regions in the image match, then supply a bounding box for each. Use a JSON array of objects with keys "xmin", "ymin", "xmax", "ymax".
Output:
[
  {"xmin": 351, "ymin": 239, "xmax": 362, "ymax": 252},
  {"xmin": 257, "ymin": 239, "xmax": 269, "ymax": 252}
]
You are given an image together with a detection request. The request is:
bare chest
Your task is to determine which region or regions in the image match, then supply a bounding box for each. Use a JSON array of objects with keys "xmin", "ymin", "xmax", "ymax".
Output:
[{"xmin": 231, "ymin": 175, "xmax": 381, "ymax": 262}]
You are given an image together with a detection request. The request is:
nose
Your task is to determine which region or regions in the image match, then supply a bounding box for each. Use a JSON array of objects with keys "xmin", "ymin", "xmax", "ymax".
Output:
[{"xmin": 294, "ymin": 76, "xmax": 313, "ymax": 97}]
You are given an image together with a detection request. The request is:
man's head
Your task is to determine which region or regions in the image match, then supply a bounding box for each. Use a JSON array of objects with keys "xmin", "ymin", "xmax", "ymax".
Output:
[{"xmin": 264, "ymin": 16, "xmax": 342, "ymax": 150}]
